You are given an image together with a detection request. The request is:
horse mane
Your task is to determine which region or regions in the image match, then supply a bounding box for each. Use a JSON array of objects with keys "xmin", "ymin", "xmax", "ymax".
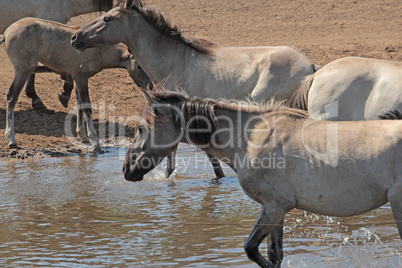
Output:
[
  {"xmin": 118, "ymin": 0, "xmax": 215, "ymax": 56},
  {"xmin": 144, "ymin": 87, "xmax": 308, "ymax": 145},
  {"xmin": 93, "ymin": 0, "xmax": 115, "ymax": 12},
  {"xmin": 288, "ymin": 73, "xmax": 314, "ymax": 110},
  {"xmin": 379, "ymin": 110, "xmax": 402, "ymax": 120}
]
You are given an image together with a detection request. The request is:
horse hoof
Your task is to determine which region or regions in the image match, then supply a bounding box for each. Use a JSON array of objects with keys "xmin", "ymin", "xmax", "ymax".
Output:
[
  {"xmin": 32, "ymin": 99, "xmax": 47, "ymax": 109},
  {"xmin": 165, "ymin": 168, "xmax": 176, "ymax": 179},
  {"xmin": 90, "ymin": 145, "xmax": 102, "ymax": 153},
  {"xmin": 8, "ymin": 142, "xmax": 18, "ymax": 149},
  {"xmin": 77, "ymin": 133, "xmax": 90, "ymax": 143},
  {"xmin": 58, "ymin": 93, "xmax": 70, "ymax": 108}
]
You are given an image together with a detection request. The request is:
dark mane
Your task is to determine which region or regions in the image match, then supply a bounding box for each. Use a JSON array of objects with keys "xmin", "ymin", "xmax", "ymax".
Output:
[
  {"xmin": 144, "ymin": 88, "xmax": 308, "ymax": 145},
  {"xmin": 93, "ymin": 0, "xmax": 115, "ymax": 12},
  {"xmin": 153, "ymin": 90, "xmax": 217, "ymax": 146},
  {"xmin": 119, "ymin": 0, "xmax": 215, "ymax": 56},
  {"xmin": 379, "ymin": 110, "xmax": 402, "ymax": 120},
  {"xmin": 149, "ymin": 88, "xmax": 308, "ymax": 117}
]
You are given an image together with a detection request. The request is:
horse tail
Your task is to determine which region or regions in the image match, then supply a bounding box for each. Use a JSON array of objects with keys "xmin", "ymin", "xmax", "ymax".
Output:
[
  {"xmin": 379, "ymin": 110, "xmax": 402, "ymax": 120},
  {"xmin": 288, "ymin": 73, "xmax": 315, "ymax": 110},
  {"xmin": 313, "ymin": 63, "xmax": 322, "ymax": 72},
  {"xmin": 0, "ymin": 34, "xmax": 4, "ymax": 44}
]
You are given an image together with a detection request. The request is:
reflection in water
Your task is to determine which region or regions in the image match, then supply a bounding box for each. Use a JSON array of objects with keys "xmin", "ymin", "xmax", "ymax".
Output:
[{"xmin": 0, "ymin": 144, "xmax": 400, "ymax": 267}]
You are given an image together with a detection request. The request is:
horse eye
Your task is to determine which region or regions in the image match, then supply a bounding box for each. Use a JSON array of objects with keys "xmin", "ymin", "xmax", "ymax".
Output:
[
  {"xmin": 136, "ymin": 65, "xmax": 142, "ymax": 70},
  {"xmin": 138, "ymin": 125, "xmax": 144, "ymax": 133},
  {"xmin": 104, "ymin": 16, "xmax": 111, "ymax": 22}
]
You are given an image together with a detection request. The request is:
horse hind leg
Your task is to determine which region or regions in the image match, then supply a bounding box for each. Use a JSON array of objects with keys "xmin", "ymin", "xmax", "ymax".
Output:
[
  {"xmin": 388, "ymin": 184, "xmax": 402, "ymax": 240},
  {"xmin": 6, "ymin": 70, "xmax": 34, "ymax": 148},
  {"xmin": 25, "ymin": 73, "xmax": 47, "ymax": 109},
  {"xmin": 267, "ymin": 218, "xmax": 284, "ymax": 267},
  {"xmin": 244, "ymin": 204, "xmax": 286, "ymax": 268},
  {"xmin": 58, "ymin": 74, "xmax": 74, "ymax": 108}
]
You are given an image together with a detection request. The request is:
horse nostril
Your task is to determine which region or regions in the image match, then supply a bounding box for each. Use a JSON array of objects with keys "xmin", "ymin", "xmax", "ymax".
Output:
[
  {"xmin": 71, "ymin": 34, "xmax": 77, "ymax": 42},
  {"xmin": 122, "ymin": 164, "xmax": 126, "ymax": 174}
]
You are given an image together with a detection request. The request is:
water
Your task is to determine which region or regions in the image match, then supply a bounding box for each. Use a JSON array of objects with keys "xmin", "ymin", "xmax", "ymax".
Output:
[{"xmin": 0, "ymin": 144, "xmax": 400, "ymax": 267}]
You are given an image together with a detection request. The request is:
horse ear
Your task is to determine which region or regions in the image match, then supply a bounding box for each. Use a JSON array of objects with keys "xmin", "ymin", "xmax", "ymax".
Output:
[
  {"xmin": 124, "ymin": 0, "xmax": 134, "ymax": 10},
  {"xmin": 140, "ymin": 88, "xmax": 153, "ymax": 104},
  {"xmin": 134, "ymin": 0, "xmax": 144, "ymax": 8}
]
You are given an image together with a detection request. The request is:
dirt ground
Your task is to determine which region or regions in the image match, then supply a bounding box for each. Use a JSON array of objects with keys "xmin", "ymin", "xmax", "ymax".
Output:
[{"xmin": 0, "ymin": 0, "xmax": 401, "ymax": 159}]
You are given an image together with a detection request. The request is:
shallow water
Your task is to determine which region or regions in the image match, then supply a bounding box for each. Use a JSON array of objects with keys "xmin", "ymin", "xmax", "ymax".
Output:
[{"xmin": 0, "ymin": 144, "xmax": 400, "ymax": 267}]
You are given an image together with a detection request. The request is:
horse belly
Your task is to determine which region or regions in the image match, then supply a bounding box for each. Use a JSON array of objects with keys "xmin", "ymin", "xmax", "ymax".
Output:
[
  {"xmin": 293, "ymin": 167, "xmax": 390, "ymax": 217},
  {"xmin": 297, "ymin": 192, "xmax": 388, "ymax": 217},
  {"xmin": 38, "ymin": 44, "xmax": 79, "ymax": 74}
]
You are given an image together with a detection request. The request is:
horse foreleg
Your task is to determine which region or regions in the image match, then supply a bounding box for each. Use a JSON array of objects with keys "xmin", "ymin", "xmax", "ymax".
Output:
[
  {"xmin": 267, "ymin": 218, "xmax": 284, "ymax": 267},
  {"xmin": 75, "ymin": 78, "xmax": 100, "ymax": 151},
  {"xmin": 6, "ymin": 72, "xmax": 32, "ymax": 148},
  {"xmin": 25, "ymin": 73, "xmax": 47, "ymax": 109},
  {"xmin": 206, "ymin": 153, "xmax": 225, "ymax": 178},
  {"xmin": 244, "ymin": 204, "xmax": 286, "ymax": 268},
  {"xmin": 58, "ymin": 74, "xmax": 74, "ymax": 108},
  {"xmin": 165, "ymin": 149, "xmax": 177, "ymax": 178}
]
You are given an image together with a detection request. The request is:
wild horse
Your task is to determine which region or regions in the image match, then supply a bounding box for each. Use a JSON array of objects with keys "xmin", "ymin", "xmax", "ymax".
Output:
[
  {"xmin": 1, "ymin": 18, "xmax": 151, "ymax": 150},
  {"xmin": 123, "ymin": 86, "xmax": 402, "ymax": 267},
  {"xmin": 289, "ymin": 57, "xmax": 402, "ymax": 120},
  {"xmin": 0, "ymin": 0, "xmax": 116, "ymax": 109},
  {"xmin": 71, "ymin": 0, "xmax": 321, "ymax": 177}
]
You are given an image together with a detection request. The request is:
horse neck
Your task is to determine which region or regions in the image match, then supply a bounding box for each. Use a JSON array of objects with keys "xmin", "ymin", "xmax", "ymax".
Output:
[
  {"xmin": 96, "ymin": 45, "xmax": 131, "ymax": 69},
  {"xmin": 182, "ymin": 105, "xmax": 257, "ymax": 169},
  {"xmin": 70, "ymin": 0, "xmax": 102, "ymax": 17},
  {"xmin": 125, "ymin": 13, "xmax": 196, "ymax": 85}
]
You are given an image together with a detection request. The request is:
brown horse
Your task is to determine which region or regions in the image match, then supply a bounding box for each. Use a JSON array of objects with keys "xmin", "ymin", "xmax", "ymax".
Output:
[{"xmin": 1, "ymin": 17, "xmax": 151, "ymax": 150}]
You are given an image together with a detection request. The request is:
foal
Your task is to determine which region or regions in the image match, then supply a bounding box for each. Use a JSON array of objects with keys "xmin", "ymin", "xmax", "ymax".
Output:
[
  {"xmin": 0, "ymin": 0, "xmax": 117, "ymax": 109},
  {"xmin": 1, "ymin": 17, "xmax": 150, "ymax": 150}
]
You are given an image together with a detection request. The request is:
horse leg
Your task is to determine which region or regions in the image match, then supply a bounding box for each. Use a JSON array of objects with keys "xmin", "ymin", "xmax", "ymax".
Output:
[
  {"xmin": 74, "ymin": 78, "xmax": 100, "ymax": 151},
  {"xmin": 388, "ymin": 184, "xmax": 402, "ymax": 240},
  {"xmin": 5, "ymin": 71, "xmax": 33, "ymax": 148},
  {"xmin": 74, "ymin": 87, "xmax": 89, "ymax": 143},
  {"xmin": 25, "ymin": 73, "xmax": 47, "ymax": 109},
  {"xmin": 267, "ymin": 218, "xmax": 284, "ymax": 267},
  {"xmin": 244, "ymin": 204, "xmax": 286, "ymax": 268},
  {"xmin": 58, "ymin": 74, "xmax": 74, "ymax": 108},
  {"xmin": 206, "ymin": 153, "xmax": 225, "ymax": 178},
  {"xmin": 165, "ymin": 149, "xmax": 177, "ymax": 178}
]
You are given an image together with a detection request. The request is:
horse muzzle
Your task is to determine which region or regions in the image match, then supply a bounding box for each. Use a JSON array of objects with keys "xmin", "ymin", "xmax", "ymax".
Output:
[
  {"xmin": 71, "ymin": 34, "xmax": 89, "ymax": 51},
  {"xmin": 123, "ymin": 163, "xmax": 145, "ymax": 182}
]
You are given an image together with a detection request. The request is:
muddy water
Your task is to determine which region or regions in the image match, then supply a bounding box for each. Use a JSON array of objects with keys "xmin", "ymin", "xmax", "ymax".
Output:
[{"xmin": 0, "ymin": 144, "xmax": 400, "ymax": 267}]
